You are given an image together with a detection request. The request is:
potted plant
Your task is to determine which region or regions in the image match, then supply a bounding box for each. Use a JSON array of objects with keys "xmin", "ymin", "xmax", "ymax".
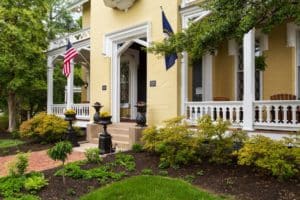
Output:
[
  {"xmin": 135, "ymin": 101, "xmax": 147, "ymax": 127},
  {"xmin": 93, "ymin": 102, "xmax": 103, "ymax": 123},
  {"xmin": 98, "ymin": 111, "xmax": 113, "ymax": 154},
  {"xmin": 64, "ymin": 109, "xmax": 79, "ymax": 147},
  {"xmin": 64, "ymin": 109, "xmax": 76, "ymax": 120}
]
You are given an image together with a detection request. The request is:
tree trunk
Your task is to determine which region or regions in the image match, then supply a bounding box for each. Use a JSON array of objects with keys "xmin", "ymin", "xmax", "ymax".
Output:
[{"xmin": 8, "ymin": 92, "xmax": 17, "ymax": 132}]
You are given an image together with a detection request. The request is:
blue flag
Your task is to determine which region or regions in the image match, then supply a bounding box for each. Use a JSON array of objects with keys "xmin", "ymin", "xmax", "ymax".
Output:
[{"xmin": 162, "ymin": 10, "xmax": 178, "ymax": 70}]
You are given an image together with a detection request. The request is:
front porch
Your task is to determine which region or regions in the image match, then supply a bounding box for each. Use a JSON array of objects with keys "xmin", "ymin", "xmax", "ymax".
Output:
[
  {"xmin": 47, "ymin": 28, "xmax": 91, "ymax": 127},
  {"xmin": 181, "ymin": 6, "xmax": 300, "ymax": 133}
]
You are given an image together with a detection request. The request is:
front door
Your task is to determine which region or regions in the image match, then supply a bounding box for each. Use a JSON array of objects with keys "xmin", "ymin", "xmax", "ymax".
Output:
[{"xmin": 120, "ymin": 50, "xmax": 138, "ymax": 121}]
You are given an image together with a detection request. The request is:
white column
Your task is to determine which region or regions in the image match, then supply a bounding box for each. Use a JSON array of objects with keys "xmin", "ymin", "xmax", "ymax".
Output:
[
  {"xmin": 243, "ymin": 29, "xmax": 255, "ymax": 131},
  {"xmin": 66, "ymin": 60, "xmax": 74, "ymax": 109},
  {"xmin": 181, "ymin": 52, "xmax": 188, "ymax": 115},
  {"xmin": 47, "ymin": 56, "xmax": 54, "ymax": 114},
  {"xmin": 203, "ymin": 53, "xmax": 213, "ymax": 101}
]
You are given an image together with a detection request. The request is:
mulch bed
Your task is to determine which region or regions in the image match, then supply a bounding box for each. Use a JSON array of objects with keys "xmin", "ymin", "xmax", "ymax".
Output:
[{"xmin": 38, "ymin": 152, "xmax": 300, "ymax": 200}]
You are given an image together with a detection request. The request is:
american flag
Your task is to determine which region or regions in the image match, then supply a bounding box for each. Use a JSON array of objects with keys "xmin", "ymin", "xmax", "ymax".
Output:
[{"xmin": 63, "ymin": 40, "xmax": 78, "ymax": 77}]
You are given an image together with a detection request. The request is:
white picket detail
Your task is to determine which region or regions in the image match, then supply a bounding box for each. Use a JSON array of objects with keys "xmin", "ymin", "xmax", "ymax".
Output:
[
  {"xmin": 184, "ymin": 101, "xmax": 243, "ymax": 127},
  {"xmin": 253, "ymin": 100, "xmax": 300, "ymax": 130}
]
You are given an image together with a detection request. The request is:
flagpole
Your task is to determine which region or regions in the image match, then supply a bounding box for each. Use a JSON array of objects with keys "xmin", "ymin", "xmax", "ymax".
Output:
[{"xmin": 66, "ymin": 60, "xmax": 74, "ymax": 109}]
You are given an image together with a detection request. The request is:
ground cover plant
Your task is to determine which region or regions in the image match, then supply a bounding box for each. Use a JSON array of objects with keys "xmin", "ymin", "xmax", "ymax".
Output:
[
  {"xmin": 0, "ymin": 139, "xmax": 24, "ymax": 149},
  {"xmin": 0, "ymin": 152, "xmax": 47, "ymax": 200},
  {"xmin": 80, "ymin": 175, "xmax": 228, "ymax": 200}
]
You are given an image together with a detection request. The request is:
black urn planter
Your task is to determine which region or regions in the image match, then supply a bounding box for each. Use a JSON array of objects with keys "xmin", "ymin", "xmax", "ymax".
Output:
[
  {"xmin": 93, "ymin": 102, "xmax": 103, "ymax": 123},
  {"xmin": 98, "ymin": 116, "xmax": 113, "ymax": 154},
  {"xmin": 135, "ymin": 102, "xmax": 147, "ymax": 127},
  {"xmin": 64, "ymin": 113, "xmax": 79, "ymax": 147}
]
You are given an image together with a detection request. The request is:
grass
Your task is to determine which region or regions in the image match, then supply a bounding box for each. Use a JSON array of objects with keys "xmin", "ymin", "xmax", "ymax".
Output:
[
  {"xmin": 0, "ymin": 139, "xmax": 24, "ymax": 149},
  {"xmin": 80, "ymin": 175, "xmax": 228, "ymax": 200}
]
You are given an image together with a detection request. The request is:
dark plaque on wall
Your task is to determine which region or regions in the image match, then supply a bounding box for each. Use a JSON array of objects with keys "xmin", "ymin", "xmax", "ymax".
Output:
[
  {"xmin": 150, "ymin": 80, "xmax": 156, "ymax": 87},
  {"xmin": 102, "ymin": 85, "xmax": 107, "ymax": 91}
]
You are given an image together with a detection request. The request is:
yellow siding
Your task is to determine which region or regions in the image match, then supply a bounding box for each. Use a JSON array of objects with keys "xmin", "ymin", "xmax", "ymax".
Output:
[
  {"xmin": 82, "ymin": 2, "xmax": 90, "ymax": 28},
  {"xmin": 213, "ymin": 42, "xmax": 235, "ymax": 100},
  {"xmin": 263, "ymin": 23, "xmax": 295, "ymax": 99},
  {"xmin": 90, "ymin": 0, "xmax": 181, "ymax": 125}
]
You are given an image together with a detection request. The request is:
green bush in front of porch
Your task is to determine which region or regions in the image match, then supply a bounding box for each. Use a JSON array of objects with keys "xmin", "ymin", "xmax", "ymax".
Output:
[
  {"xmin": 142, "ymin": 115, "xmax": 299, "ymax": 179},
  {"xmin": 19, "ymin": 112, "xmax": 75, "ymax": 143},
  {"xmin": 142, "ymin": 116, "xmax": 247, "ymax": 168}
]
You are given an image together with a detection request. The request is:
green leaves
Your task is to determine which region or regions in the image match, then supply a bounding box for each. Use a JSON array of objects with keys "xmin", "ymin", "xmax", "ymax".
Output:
[{"xmin": 149, "ymin": 0, "xmax": 300, "ymax": 59}]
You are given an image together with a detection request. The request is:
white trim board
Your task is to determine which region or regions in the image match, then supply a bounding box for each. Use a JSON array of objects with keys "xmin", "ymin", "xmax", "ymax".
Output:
[{"xmin": 103, "ymin": 22, "xmax": 151, "ymax": 57}]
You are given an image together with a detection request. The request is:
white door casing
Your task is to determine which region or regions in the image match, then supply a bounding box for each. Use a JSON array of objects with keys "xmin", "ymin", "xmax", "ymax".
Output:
[
  {"xmin": 120, "ymin": 49, "xmax": 139, "ymax": 120},
  {"xmin": 104, "ymin": 22, "xmax": 150, "ymax": 123}
]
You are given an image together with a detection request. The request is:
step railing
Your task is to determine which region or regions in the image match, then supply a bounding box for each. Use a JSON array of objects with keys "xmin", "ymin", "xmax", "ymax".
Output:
[
  {"xmin": 253, "ymin": 100, "xmax": 300, "ymax": 130},
  {"xmin": 50, "ymin": 103, "xmax": 90, "ymax": 120},
  {"xmin": 184, "ymin": 101, "xmax": 243, "ymax": 127}
]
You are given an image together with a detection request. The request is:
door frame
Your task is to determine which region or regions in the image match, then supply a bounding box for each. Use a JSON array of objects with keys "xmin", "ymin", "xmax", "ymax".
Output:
[
  {"xmin": 106, "ymin": 23, "xmax": 150, "ymax": 123},
  {"xmin": 120, "ymin": 49, "xmax": 139, "ymax": 120}
]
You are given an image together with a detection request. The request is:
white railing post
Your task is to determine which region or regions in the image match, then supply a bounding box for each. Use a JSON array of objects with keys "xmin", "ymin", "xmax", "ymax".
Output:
[
  {"xmin": 47, "ymin": 56, "xmax": 54, "ymax": 114},
  {"xmin": 243, "ymin": 29, "xmax": 255, "ymax": 131}
]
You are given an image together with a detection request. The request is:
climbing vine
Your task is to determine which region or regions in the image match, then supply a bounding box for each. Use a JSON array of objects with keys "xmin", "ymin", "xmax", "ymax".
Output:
[{"xmin": 149, "ymin": 0, "xmax": 300, "ymax": 59}]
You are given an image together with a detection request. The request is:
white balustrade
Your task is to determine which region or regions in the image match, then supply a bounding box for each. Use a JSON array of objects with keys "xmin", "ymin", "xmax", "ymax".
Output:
[
  {"xmin": 51, "ymin": 103, "xmax": 90, "ymax": 120},
  {"xmin": 50, "ymin": 104, "xmax": 66, "ymax": 117},
  {"xmin": 48, "ymin": 28, "xmax": 90, "ymax": 51},
  {"xmin": 71, "ymin": 104, "xmax": 90, "ymax": 120},
  {"xmin": 181, "ymin": 0, "xmax": 197, "ymax": 7},
  {"xmin": 184, "ymin": 101, "xmax": 243, "ymax": 127},
  {"xmin": 253, "ymin": 100, "xmax": 300, "ymax": 131}
]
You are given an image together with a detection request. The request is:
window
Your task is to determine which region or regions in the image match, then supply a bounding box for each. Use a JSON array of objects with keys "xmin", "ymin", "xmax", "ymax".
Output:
[{"xmin": 237, "ymin": 39, "xmax": 262, "ymax": 101}]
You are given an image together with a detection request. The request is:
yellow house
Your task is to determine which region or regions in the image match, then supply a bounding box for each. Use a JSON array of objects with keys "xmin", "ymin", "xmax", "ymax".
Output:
[{"xmin": 47, "ymin": 0, "xmax": 300, "ymax": 148}]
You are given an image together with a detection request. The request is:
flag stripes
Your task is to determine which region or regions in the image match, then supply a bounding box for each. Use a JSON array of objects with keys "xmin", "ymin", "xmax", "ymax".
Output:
[{"xmin": 63, "ymin": 41, "xmax": 78, "ymax": 77}]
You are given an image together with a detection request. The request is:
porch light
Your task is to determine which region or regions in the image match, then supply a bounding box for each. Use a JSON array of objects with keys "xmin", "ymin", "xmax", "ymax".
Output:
[{"xmin": 103, "ymin": 0, "xmax": 136, "ymax": 11}]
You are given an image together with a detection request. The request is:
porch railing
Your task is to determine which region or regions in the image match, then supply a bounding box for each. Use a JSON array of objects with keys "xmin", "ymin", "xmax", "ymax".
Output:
[
  {"xmin": 50, "ymin": 103, "xmax": 90, "ymax": 120},
  {"xmin": 185, "ymin": 100, "xmax": 300, "ymax": 131},
  {"xmin": 254, "ymin": 100, "xmax": 300, "ymax": 131},
  {"xmin": 48, "ymin": 28, "xmax": 90, "ymax": 51},
  {"xmin": 184, "ymin": 101, "xmax": 243, "ymax": 127}
]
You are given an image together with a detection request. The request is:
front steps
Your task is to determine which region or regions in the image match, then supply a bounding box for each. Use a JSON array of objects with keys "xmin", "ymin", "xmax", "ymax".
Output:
[{"xmin": 87, "ymin": 123, "xmax": 145, "ymax": 151}]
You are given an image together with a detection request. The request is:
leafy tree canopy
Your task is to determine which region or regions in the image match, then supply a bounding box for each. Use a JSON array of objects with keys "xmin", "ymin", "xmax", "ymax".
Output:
[{"xmin": 149, "ymin": 0, "xmax": 300, "ymax": 59}]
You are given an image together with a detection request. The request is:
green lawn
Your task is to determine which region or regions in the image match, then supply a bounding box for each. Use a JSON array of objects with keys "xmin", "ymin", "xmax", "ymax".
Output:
[
  {"xmin": 0, "ymin": 139, "xmax": 24, "ymax": 149},
  {"xmin": 80, "ymin": 175, "xmax": 228, "ymax": 200}
]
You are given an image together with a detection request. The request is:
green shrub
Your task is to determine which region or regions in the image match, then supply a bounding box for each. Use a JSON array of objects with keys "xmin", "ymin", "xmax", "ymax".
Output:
[
  {"xmin": 158, "ymin": 170, "xmax": 168, "ymax": 176},
  {"xmin": 24, "ymin": 174, "xmax": 48, "ymax": 192},
  {"xmin": 196, "ymin": 116, "xmax": 248, "ymax": 164},
  {"xmin": 84, "ymin": 148, "xmax": 102, "ymax": 164},
  {"xmin": 19, "ymin": 112, "xmax": 68, "ymax": 143},
  {"xmin": 9, "ymin": 153, "xmax": 29, "ymax": 176},
  {"xmin": 142, "ymin": 117, "xmax": 199, "ymax": 168},
  {"xmin": 4, "ymin": 194, "xmax": 41, "ymax": 200},
  {"xmin": 0, "ymin": 114, "xmax": 8, "ymax": 131},
  {"xmin": 236, "ymin": 136, "xmax": 300, "ymax": 179},
  {"xmin": 141, "ymin": 168, "xmax": 153, "ymax": 175},
  {"xmin": 47, "ymin": 141, "xmax": 73, "ymax": 184},
  {"xmin": 0, "ymin": 176, "xmax": 25, "ymax": 197},
  {"xmin": 132, "ymin": 143, "xmax": 143, "ymax": 153},
  {"xmin": 115, "ymin": 153, "xmax": 136, "ymax": 171}
]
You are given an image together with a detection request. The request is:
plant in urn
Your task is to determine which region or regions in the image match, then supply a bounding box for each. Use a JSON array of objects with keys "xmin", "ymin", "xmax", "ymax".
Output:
[{"xmin": 64, "ymin": 109, "xmax": 79, "ymax": 147}]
